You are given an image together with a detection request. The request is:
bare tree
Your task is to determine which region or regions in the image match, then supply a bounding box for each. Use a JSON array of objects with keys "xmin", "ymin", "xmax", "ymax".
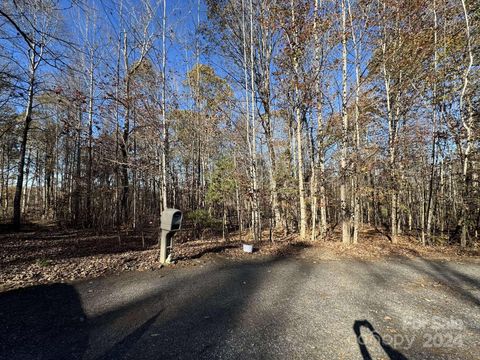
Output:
[{"xmin": 0, "ymin": 1, "xmax": 57, "ymax": 228}]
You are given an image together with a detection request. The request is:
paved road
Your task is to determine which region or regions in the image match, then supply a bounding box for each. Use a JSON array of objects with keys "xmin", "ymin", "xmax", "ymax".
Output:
[{"xmin": 1, "ymin": 257, "xmax": 479, "ymax": 359}]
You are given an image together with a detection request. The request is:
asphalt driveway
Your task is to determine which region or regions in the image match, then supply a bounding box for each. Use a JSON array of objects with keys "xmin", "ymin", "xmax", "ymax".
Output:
[{"xmin": 1, "ymin": 257, "xmax": 479, "ymax": 359}]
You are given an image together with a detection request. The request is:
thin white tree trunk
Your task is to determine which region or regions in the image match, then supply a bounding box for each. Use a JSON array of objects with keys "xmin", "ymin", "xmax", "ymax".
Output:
[
  {"xmin": 425, "ymin": 0, "xmax": 439, "ymax": 245},
  {"xmin": 87, "ymin": 49, "xmax": 95, "ymax": 225},
  {"xmin": 312, "ymin": 0, "xmax": 327, "ymax": 240},
  {"xmin": 381, "ymin": 1, "xmax": 398, "ymax": 243},
  {"xmin": 347, "ymin": 0, "xmax": 360, "ymax": 244},
  {"xmin": 161, "ymin": 0, "xmax": 168, "ymax": 211},
  {"xmin": 288, "ymin": 0, "xmax": 307, "ymax": 240},
  {"xmin": 249, "ymin": 0, "xmax": 260, "ymax": 241},
  {"xmin": 341, "ymin": 0, "xmax": 351, "ymax": 244},
  {"xmin": 459, "ymin": 0, "xmax": 474, "ymax": 248}
]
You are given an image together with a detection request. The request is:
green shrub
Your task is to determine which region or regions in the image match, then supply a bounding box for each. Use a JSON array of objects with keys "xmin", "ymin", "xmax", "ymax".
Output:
[{"xmin": 186, "ymin": 209, "xmax": 223, "ymax": 232}]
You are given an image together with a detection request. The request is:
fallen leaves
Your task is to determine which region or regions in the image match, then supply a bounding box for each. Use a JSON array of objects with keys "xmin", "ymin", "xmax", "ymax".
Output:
[
  {"xmin": 0, "ymin": 228, "xmax": 165, "ymax": 292},
  {"xmin": 1, "ymin": 225, "xmax": 478, "ymax": 292}
]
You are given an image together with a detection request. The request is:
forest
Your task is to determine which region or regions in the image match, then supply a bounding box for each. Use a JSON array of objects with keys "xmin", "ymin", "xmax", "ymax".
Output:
[{"xmin": 0, "ymin": 0, "xmax": 479, "ymax": 248}]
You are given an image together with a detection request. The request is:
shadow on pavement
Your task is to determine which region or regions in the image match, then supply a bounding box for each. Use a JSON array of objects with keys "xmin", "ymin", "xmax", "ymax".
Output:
[
  {"xmin": 85, "ymin": 254, "xmax": 313, "ymax": 359},
  {"xmin": 3, "ymin": 255, "xmax": 475, "ymax": 359},
  {"xmin": 353, "ymin": 320, "xmax": 408, "ymax": 360},
  {"xmin": 0, "ymin": 249, "xmax": 311, "ymax": 359},
  {"xmin": 404, "ymin": 259, "xmax": 480, "ymax": 306},
  {"xmin": 0, "ymin": 283, "xmax": 88, "ymax": 359},
  {"xmin": 96, "ymin": 310, "xmax": 164, "ymax": 360}
]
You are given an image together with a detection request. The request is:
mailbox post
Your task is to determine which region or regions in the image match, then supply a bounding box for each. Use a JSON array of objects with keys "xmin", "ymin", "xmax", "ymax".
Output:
[{"xmin": 159, "ymin": 208, "xmax": 182, "ymax": 263}]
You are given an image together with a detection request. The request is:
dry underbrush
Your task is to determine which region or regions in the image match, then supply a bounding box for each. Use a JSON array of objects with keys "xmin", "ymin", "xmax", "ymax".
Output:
[{"xmin": 1, "ymin": 225, "xmax": 478, "ymax": 292}]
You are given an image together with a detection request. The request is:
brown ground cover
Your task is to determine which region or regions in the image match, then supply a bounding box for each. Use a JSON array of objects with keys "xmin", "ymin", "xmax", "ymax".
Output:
[{"xmin": 1, "ymin": 224, "xmax": 478, "ymax": 292}]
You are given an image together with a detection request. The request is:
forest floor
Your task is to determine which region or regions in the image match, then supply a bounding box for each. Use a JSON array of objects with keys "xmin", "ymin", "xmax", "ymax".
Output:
[{"xmin": 0, "ymin": 223, "xmax": 479, "ymax": 292}]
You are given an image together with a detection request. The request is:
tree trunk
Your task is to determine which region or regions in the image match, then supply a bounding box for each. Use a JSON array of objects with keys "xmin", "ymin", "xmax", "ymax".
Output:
[
  {"xmin": 13, "ymin": 68, "xmax": 35, "ymax": 229},
  {"xmin": 459, "ymin": 0, "xmax": 474, "ymax": 248},
  {"xmin": 347, "ymin": 0, "xmax": 361, "ymax": 244},
  {"xmin": 161, "ymin": 0, "xmax": 168, "ymax": 212},
  {"xmin": 340, "ymin": 0, "xmax": 351, "ymax": 244},
  {"xmin": 87, "ymin": 53, "xmax": 94, "ymax": 226},
  {"xmin": 73, "ymin": 105, "xmax": 82, "ymax": 224},
  {"xmin": 264, "ymin": 116, "xmax": 281, "ymax": 228},
  {"xmin": 313, "ymin": 0, "xmax": 327, "ymax": 239},
  {"xmin": 121, "ymin": 31, "xmax": 130, "ymax": 225},
  {"xmin": 290, "ymin": 0, "xmax": 307, "ymax": 240},
  {"xmin": 249, "ymin": 0, "xmax": 260, "ymax": 241}
]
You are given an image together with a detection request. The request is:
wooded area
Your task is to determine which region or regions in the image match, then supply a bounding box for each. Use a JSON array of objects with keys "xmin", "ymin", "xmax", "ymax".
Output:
[{"xmin": 0, "ymin": 0, "xmax": 478, "ymax": 247}]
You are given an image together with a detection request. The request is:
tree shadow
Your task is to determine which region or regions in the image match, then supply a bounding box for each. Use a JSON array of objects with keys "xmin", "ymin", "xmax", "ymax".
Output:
[
  {"xmin": 173, "ymin": 239, "xmax": 312, "ymax": 261},
  {"xmin": 270, "ymin": 241, "xmax": 312, "ymax": 256},
  {"xmin": 0, "ymin": 283, "xmax": 88, "ymax": 359},
  {"xmin": 90, "ymin": 244, "xmax": 323, "ymax": 359},
  {"xmin": 173, "ymin": 243, "xmax": 240, "ymax": 260},
  {"xmin": 6, "ymin": 254, "xmax": 474, "ymax": 359},
  {"xmin": 0, "ymin": 229, "xmax": 160, "ymax": 268},
  {"xmin": 87, "ymin": 255, "xmax": 474, "ymax": 359},
  {"xmin": 404, "ymin": 259, "xmax": 480, "ymax": 306},
  {"xmin": 0, "ymin": 252, "xmax": 311, "ymax": 359},
  {"xmin": 96, "ymin": 310, "xmax": 164, "ymax": 360},
  {"xmin": 84, "ymin": 255, "xmax": 307, "ymax": 359},
  {"xmin": 353, "ymin": 320, "xmax": 408, "ymax": 360},
  {"xmin": 0, "ymin": 222, "xmax": 56, "ymax": 234}
]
